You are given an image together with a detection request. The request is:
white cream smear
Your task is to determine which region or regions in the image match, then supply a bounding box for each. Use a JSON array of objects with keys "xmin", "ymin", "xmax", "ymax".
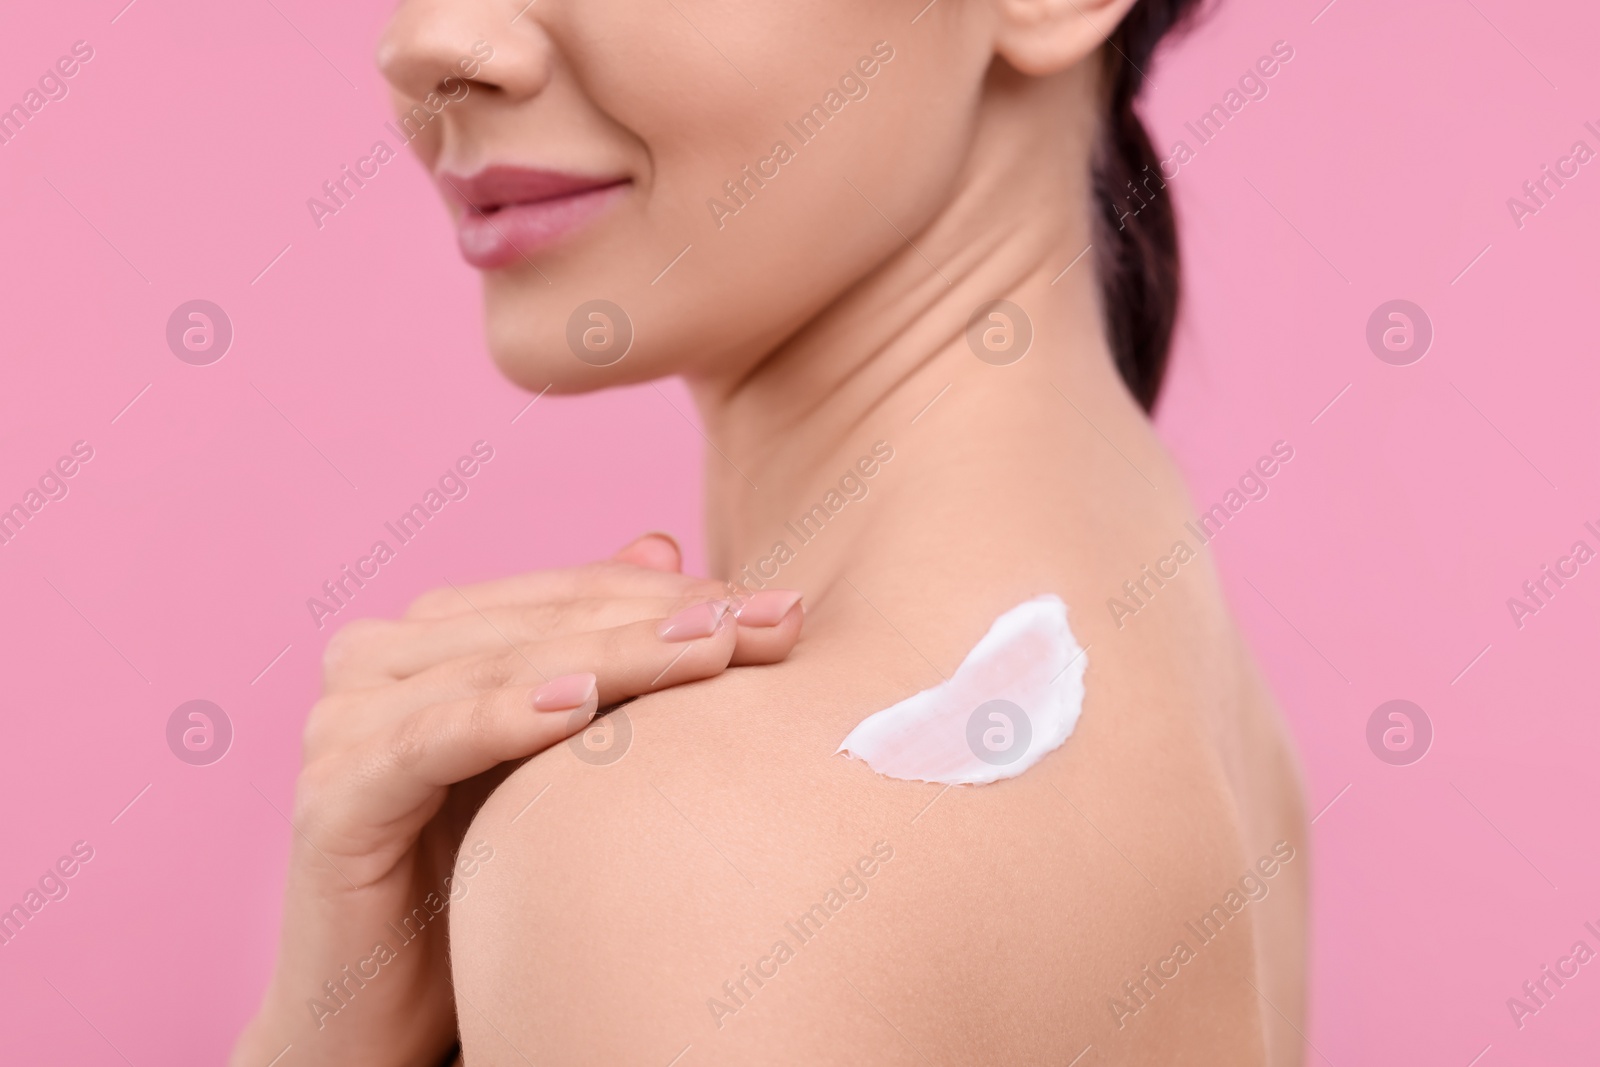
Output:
[{"xmin": 837, "ymin": 595, "xmax": 1087, "ymax": 786}]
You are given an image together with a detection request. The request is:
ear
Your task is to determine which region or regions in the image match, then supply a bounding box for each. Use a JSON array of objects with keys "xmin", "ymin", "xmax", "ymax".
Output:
[{"xmin": 989, "ymin": 0, "xmax": 1142, "ymax": 76}]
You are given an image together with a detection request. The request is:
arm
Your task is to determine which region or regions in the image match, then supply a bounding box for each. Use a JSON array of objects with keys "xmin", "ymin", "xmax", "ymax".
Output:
[
  {"xmin": 446, "ymin": 637, "xmax": 1276, "ymax": 1065},
  {"xmin": 231, "ymin": 536, "xmax": 804, "ymax": 1067}
]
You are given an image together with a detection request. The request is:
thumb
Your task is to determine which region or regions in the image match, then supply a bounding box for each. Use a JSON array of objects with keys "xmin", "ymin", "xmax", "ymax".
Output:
[{"xmin": 612, "ymin": 531, "xmax": 682, "ymax": 572}]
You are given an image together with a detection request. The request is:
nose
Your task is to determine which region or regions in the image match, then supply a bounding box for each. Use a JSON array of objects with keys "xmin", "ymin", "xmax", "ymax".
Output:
[{"xmin": 377, "ymin": 0, "xmax": 551, "ymax": 104}]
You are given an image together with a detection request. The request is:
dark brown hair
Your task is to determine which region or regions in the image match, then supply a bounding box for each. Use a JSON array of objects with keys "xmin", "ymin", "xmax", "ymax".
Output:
[{"xmin": 1093, "ymin": 0, "xmax": 1207, "ymax": 412}]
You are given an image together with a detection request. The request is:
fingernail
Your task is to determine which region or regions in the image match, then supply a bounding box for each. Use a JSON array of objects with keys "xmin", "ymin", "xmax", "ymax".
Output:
[
  {"xmin": 639, "ymin": 530, "xmax": 681, "ymax": 554},
  {"xmin": 532, "ymin": 673, "xmax": 597, "ymax": 712},
  {"xmin": 656, "ymin": 600, "xmax": 730, "ymax": 642},
  {"xmin": 732, "ymin": 589, "xmax": 803, "ymax": 627},
  {"xmin": 619, "ymin": 530, "xmax": 681, "ymax": 560}
]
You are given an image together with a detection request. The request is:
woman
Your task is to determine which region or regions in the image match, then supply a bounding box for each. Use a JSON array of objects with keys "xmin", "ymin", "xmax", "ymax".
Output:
[{"xmin": 234, "ymin": 0, "xmax": 1307, "ymax": 1063}]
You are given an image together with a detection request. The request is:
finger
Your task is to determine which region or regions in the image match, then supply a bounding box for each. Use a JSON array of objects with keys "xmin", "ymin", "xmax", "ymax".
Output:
[
  {"xmin": 492, "ymin": 605, "xmax": 741, "ymax": 707},
  {"xmin": 612, "ymin": 532, "xmax": 682, "ymax": 572},
  {"xmin": 325, "ymin": 594, "xmax": 711, "ymax": 690},
  {"xmin": 395, "ymin": 676, "xmax": 601, "ymax": 789},
  {"xmin": 311, "ymin": 607, "xmax": 739, "ymax": 745},
  {"xmin": 331, "ymin": 675, "xmax": 602, "ymax": 830},
  {"xmin": 404, "ymin": 560, "xmax": 723, "ymax": 621},
  {"xmin": 729, "ymin": 590, "xmax": 805, "ymax": 666}
]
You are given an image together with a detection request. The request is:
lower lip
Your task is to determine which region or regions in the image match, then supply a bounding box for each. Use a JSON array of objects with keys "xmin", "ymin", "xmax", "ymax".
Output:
[{"xmin": 455, "ymin": 182, "xmax": 630, "ymax": 270}]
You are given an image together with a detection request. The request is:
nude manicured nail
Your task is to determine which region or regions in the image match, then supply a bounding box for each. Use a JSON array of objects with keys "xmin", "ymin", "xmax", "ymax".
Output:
[
  {"xmin": 532, "ymin": 673, "xmax": 597, "ymax": 712},
  {"xmin": 656, "ymin": 600, "xmax": 730, "ymax": 641},
  {"xmin": 732, "ymin": 589, "xmax": 803, "ymax": 627}
]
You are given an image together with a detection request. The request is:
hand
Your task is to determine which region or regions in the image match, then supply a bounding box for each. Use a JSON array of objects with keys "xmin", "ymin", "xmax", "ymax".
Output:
[{"xmin": 231, "ymin": 534, "xmax": 803, "ymax": 1067}]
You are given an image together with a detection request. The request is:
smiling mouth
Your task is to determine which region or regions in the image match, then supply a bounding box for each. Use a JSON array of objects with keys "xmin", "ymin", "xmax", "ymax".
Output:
[{"xmin": 438, "ymin": 166, "xmax": 631, "ymax": 270}]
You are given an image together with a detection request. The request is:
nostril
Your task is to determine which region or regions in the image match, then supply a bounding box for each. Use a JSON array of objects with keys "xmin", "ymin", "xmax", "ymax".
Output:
[
  {"xmin": 380, "ymin": 48, "xmax": 483, "ymax": 98},
  {"xmin": 380, "ymin": 11, "xmax": 552, "ymax": 105},
  {"xmin": 375, "ymin": 2, "xmax": 501, "ymax": 100}
]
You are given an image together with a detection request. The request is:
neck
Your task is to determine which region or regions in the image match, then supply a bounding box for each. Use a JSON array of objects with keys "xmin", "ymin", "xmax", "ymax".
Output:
[{"xmin": 683, "ymin": 60, "xmax": 1145, "ymax": 607}]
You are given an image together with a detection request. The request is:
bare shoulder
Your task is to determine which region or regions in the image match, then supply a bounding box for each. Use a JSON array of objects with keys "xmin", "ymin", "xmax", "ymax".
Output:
[{"xmin": 450, "ymin": 575, "xmax": 1300, "ymax": 1065}]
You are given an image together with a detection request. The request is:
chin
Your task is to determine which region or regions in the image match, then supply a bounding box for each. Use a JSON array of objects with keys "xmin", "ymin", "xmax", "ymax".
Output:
[
  {"xmin": 482, "ymin": 251, "xmax": 709, "ymax": 393},
  {"xmin": 480, "ymin": 291, "xmax": 631, "ymax": 395},
  {"xmin": 483, "ymin": 310, "xmax": 574, "ymax": 393}
]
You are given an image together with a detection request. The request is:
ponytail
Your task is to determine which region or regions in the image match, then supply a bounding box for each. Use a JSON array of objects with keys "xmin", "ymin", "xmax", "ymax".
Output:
[{"xmin": 1091, "ymin": 0, "xmax": 1206, "ymax": 412}]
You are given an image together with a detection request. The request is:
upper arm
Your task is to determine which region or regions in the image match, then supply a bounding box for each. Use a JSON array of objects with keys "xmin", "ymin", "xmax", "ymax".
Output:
[{"xmin": 449, "ymin": 664, "xmax": 1270, "ymax": 1066}]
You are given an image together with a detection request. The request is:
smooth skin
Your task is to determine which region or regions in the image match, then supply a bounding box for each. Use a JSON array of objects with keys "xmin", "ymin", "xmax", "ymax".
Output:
[
  {"xmin": 231, "ymin": 535, "xmax": 805, "ymax": 1066},
  {"xmin": 242, "ymin": 0, "xmax": 1310, "ymax": 1063}
]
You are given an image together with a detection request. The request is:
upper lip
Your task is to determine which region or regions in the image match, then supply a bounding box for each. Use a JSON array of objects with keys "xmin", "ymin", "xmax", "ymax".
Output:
[{"xmin": 437, "ymin": 165, "xmax": 629, "ymax": 212}]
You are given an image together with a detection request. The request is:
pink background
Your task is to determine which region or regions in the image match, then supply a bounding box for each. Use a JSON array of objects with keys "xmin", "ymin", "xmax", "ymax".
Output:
[{"xmin": 2, "ymin": 0, "xmax": 1596, "ymax": 1062}]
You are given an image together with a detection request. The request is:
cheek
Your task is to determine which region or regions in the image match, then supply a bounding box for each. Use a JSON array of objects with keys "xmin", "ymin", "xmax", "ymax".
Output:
[
  {"xmin": 686, "ymin": 35, "xmax": 972, "ymax": 342},
  {"xmin": 479, "ymin": 3, "xmax": 983, "ymax": 387}
]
